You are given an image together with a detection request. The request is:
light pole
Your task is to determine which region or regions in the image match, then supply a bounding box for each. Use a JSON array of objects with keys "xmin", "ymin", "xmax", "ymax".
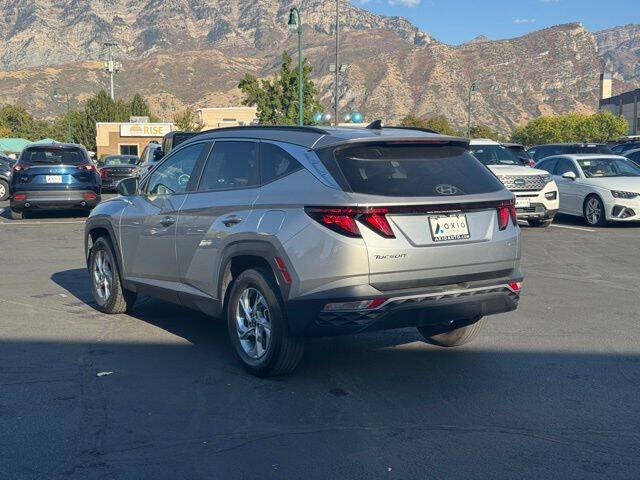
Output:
[
  {"xmin": 52, "ymin": 88, "xmax": 72, "ymax": 143},
  {"xmin": 334, "ymin": 0, "xmax": 339, "ymax": 127},
  {"xmin": 467, "ymin": 81, "xmax": 477, "ymax": 138},
  {"xmin": 104, "ymin": 42, "xmax": 121, "ymax": 100},
  {"xmin": 288, "ymin": 8, "xmax": 303, "ymax": 126}
]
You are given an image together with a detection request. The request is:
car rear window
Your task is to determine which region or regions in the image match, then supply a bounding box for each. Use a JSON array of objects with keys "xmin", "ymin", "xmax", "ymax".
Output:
[
  {"xmin": 320, "ymin": 143, "xmax": 504, "ymax": 197},
  {"xmin": 21, "ymin": 147, "xmax": 86, "ymax": 165}
]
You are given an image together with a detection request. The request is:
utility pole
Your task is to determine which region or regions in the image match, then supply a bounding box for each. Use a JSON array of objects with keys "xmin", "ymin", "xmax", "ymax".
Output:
[
  {"xmin": 287, "ymin": 8, "xmax": 304, "ymax": 126},
  {"xmin": 104, "ymin": 42, "xmax": 121, "ymax": 100},
  {"xmin": 334, "ymin": 0, "xmax": 339, "ymax": 127},
  {"xmin": 467, "ymin": 81, "xmax": 477, "ymax": 138}
]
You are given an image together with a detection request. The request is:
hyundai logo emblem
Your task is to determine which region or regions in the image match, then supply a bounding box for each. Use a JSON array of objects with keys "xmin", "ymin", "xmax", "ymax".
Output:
[
  {"xmin": 434, "ymin": 184, "xmax": 460, "ymax": 195},
  {"xmin": 514, "ymin": 178, "xmax": 527, "ymax": 186}
]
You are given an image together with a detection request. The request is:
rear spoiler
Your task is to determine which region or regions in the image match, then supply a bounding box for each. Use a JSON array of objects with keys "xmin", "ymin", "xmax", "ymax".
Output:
[{"xmin": 313, "ymin": 136, "xmax": 470, "ymax": 151}]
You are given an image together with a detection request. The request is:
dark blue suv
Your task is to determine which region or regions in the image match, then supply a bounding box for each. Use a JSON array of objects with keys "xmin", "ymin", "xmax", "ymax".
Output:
[{"xmin": 9, "ymin": 144, "xmax": 101, "ymax": 220}]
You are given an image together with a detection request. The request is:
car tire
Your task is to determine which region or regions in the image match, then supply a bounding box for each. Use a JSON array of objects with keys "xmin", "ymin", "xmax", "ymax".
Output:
[
  {"xmin": 227, "ymin": 267, "xmax": 304, "ymax": 377},
  {"xmin": 583, "ymin": 195, "xmax": 607, "ymax": 227},
  {"xmin": 9, "ymin": 207, "xmax": 23, "ymax": 220},
  {"xmin": 527, "ymin": 218, "xmax": 552, "ymax": 228},
  {"xmin": 89, "ymin": 236, "xmax": 137, "ymax": 314},
  {"xmin": 417, "ymin": 317, "xmax": 486, "ymax": 347},
  {"xmin": 0, "ymin": 179, "xmax": 9, "ymax": 201}
]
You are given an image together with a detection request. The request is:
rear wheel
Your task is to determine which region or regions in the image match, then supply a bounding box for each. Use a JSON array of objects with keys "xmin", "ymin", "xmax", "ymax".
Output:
[
  {"xmin": 584, "ymin": 195, "xmax": 607, "ymax": 227},
  {"xmin": 0, "ymin": 179, "xmax": 8, "ymax": 201},
  {"xmin": 227, "ymin": 268, "xmax": 304, "ymax": 377},
  {"xmin": 9, "ymin": 207, "xmax": 23, "ymax": 220},
  {"xmin": 89, "ymin": 236, "xmax": 137, "ymax": 314},
  {"xmin": 417, "ymin": 317, "xmax": 486, "ymax": 347},
  {"xmin": 528, "ymin": 218, "xmax": 552, "ymax": 228}
]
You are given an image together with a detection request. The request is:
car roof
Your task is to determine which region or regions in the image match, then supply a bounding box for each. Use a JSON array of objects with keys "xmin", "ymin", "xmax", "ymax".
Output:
[
  {"xmin": 622, "ymin": 148, "xmax": 640, "ymax": 155},
  {"xmin": 502, "ymin": 143, "xmax": 524, "ymax": 148},
  {"xmin": 23, "ymin": 143, "xmax": 86, "ymax": 150},
  {"xmin": 468, "ymin": 138, "xmax": 501, "ymax": 145},
  {"xmin": 541, "ymin": 154, "xmax": 628, "ymax": 160},
  {"xmin": 533, "ymin": 142, "xmax": 608, "ymax": 147},
  {"xmin": 185, "ymin": 125, "xmax": 469, "ymax": 150}
]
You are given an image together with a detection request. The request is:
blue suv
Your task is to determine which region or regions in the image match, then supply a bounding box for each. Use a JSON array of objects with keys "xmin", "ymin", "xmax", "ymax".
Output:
[{"xmin": 9, "ymin": 144, "xmax": 101, "ymax": 220}]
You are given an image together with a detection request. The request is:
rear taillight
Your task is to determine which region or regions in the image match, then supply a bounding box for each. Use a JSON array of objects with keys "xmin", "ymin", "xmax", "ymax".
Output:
[
  {"xmin": 77, "ymin": 164, "xmax": 95, "ymax": 171},
  {"xmin": 305, "ymin": 207, "xmax": 395, "ymax": 238},
  {"xmin": 497, "ymin": 200, "xmax": 517, "ymax": 230},
  {"xmin": 84, "ymin": 192, "xmax": 97, "ymax": 200},
  {"xmin": 98, "ymin": 168, "xmax": 107, "ymax": 178},
  {"xmin": 507, "ymin": 281, "xmax": 522, "ymax": 292},
  {"xmin": 13, "ymin": 164, "xmax": 25, "ymax": 172}
]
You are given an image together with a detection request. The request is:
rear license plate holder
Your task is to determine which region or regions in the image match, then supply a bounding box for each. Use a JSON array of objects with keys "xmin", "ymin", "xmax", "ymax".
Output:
[
  {"xmin": 45, "ymin": 175, "xmax": 62, "ymax": 183},
  {"xmin": 429, "ymin": 214, "xmax": 470, "ymax": 243}
]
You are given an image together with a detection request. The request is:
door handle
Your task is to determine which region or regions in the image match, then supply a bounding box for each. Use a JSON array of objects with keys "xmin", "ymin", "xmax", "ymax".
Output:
[
  {"xmin": 160, "ymin": 216, "xmax": 176, "ymax": 227},
  {"xmin": 222, "ymin": 215, "xmax": 242, "ymax": 227}
]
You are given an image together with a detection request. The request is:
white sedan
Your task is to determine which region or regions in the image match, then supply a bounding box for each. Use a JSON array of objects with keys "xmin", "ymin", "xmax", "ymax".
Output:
[{"xmin": 535, "ymin": 154, "xmax": 640, "ymax": 226}]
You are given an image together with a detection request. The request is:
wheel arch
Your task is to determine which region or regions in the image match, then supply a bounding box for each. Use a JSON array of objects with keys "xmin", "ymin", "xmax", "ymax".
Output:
[
  {"xmin": 85, "ymin": 219, "xmax": 125, "ymax": 278},
  {"xmin": 583, "ymin": 192, "xmax": 607, "ymax": 221}
]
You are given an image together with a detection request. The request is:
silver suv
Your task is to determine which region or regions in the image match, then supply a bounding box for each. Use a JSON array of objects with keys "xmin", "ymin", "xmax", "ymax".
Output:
[{"xmin": 85, "ymin": 126, "xmax": 523, "ymax": 376}]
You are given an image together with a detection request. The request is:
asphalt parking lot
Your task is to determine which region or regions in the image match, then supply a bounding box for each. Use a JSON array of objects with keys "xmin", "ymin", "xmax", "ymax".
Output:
[{"xmin": 1, "ymin": 196, "xmax": 639, "ymax": 480}]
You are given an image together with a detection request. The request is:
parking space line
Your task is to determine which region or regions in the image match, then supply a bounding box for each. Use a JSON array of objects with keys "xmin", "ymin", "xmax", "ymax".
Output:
[
  {"xmin": 0, "ymin": 221, "xmax": 86, "ymax": 226},
  {"xmin": 549, "ymin": 224, "xmax": 596, "ymax": 233}
]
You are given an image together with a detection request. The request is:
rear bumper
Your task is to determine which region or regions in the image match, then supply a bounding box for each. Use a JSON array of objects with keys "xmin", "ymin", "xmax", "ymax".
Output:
[
  {"xmin": 516, "ymin": 203, "xmax": 558, "ymax": 220},
  {"xmin": 285, "ymin": 279, "xmax": 521, "ymax": 337},
  {"xmin": 10, "ymin": 189, "xmax": 101, "ymax": 210}
]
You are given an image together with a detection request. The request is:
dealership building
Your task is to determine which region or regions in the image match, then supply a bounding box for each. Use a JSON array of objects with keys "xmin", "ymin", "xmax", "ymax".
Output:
[
  {"xmin": 599, "ymin": 73, "xmax": 640, "ymax": 136},
  {"xmin": 95, "ymin": 121, "xmax": 174, "ymax": 158}
]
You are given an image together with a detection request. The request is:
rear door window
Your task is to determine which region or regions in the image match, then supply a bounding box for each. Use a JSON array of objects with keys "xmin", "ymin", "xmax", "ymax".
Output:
[
  {"xmin": 555, "ymin": 158, "xmax": 578, "ymax": 176},
  {"xmin": 321, "ymin": 143, "xmax": 504, "ymax": 197},
  {"xmin": 536, "ymin": 158, "xmax": 558, "ymax": 174},
  {"xmin": 198, "ymin": 141, "xmax": 259, "ymax": 191}
]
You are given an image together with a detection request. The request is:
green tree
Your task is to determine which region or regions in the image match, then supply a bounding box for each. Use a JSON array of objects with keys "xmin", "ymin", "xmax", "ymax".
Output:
[
  {"xmin": 129, "ymin": 94, "xmax": 151, "ymax": 117},
  {"xmin": 469, "ymin": 124, "xmax": 506, "ymax": 142},
  {"xmin": 400, "ymin": 114, "xmax": 459, "ymax": 136},
  {"xmin": 173, "ymin": 109, "xmax": 203, "ymax": 132},
  {"xmin": 238, "ymin": 52, "xmax": 323, "ymax": 125},
  {"xmin": 0, "ymin": 105, "xmax": 47, "ymax": 140}
]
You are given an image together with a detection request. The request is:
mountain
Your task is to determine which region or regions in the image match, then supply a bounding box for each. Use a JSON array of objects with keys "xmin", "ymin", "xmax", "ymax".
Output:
[
  {"xmin": 0, "ymin": 1, "xmax": 637, "ymax": 134},
  {"xmin": 595, "ymin": 24, "xmax": 640, "ymax": 84}
]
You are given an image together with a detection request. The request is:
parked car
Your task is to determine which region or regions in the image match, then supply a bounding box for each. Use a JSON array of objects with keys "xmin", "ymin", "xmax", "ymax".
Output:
[
  {"xmin": 98, "ymin": 154, "xmax": 141, "ymax": 191},
  {"xmin": 535, "ymin": 154, "xmax": 640, "ymax": 226},
  {"xmin": 527, "ymin": 143, "xmax": 613, "ymax": 163},
  {"xmin": 624, "ymin": 148, "xmax": 640, "ymax": 167},
  {"xmin": 0, "ymin": 154, "xmax": 16, "ymax": 201},
  {"xmin": 503, "ymin": 143, "xmax": 535, "ymax": 167},
  {"xmin": 9, "ymin": 144, "xmax": 101, "ymax": 220},
  {"xmin": 138, "ymin": 141, "xmax": 163, "ymax": 173},
  {"xmin": 469, "ymin": 139, "xmax": 559, "ymax": 227},
  {"xmin": 611, "ymin": 141, "xmax": 640, "ymax": 155},
  {"xmin": 162, "ymin": 131, "xmax": 199, "ymax": 155},
  {"xmin": 85, "ymin": 126, "xmax": 523, "ymax": 376}
]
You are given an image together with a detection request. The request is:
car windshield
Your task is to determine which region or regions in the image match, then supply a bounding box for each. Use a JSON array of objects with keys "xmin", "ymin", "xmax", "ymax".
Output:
[
  {"xmin": 20, "ymin": 147, "xmax": 85, "ymax": 165},
  {"xmin": 577, "ymin": 157, "xmax": 640, "ymax": 178},
  {"xmin": 103, "ymin": 156, "xmax": 139, "ymax": 166},
  {"xmin": 469, "ymin": 145, "xmax": 521, "ymax": 165}
]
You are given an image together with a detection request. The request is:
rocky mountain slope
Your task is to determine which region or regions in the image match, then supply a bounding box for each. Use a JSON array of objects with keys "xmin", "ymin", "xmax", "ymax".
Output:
[
  {"xmin": 0, "ymin": 0, "xmax": 637, "ymax": 134},
  {"xmin": 595, "ymin": 24, "xmax": 640, "ymax": 84}
]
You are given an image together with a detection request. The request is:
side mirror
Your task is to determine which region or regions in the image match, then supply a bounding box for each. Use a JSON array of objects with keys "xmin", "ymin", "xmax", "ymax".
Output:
[
  {"xmin": 562, "ymin": 171, "xmax": 577, "ymax": 180},
  {"xmin": 117, "ymin": 177, "xmax": 139, "ymax": 196},
  {"xmin": 153, "ymin": 149, "xmax": 165, "ymax": 162}
]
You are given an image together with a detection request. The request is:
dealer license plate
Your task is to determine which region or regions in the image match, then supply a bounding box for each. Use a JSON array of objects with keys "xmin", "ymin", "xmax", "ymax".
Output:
[
  {"xmin": 515, "ymin": 197, "xmax": 531, "ymax": 208},
  {"xmin": 429, "ymin": 214, "xmax": 470, "ymax": 242},
  {"xmin": 46, "ymin": 175, "xmax": 62, "ymax": 183}
]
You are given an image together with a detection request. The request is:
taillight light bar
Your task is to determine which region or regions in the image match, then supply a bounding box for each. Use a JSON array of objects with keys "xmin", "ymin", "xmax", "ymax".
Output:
[
  {"xmin": 497, "ymin": 200, "xmax": 517, "ymax": 230},
  {"xmin": 13, "ymin": 164, "xmax": 25, "ymax": 172},
  {"xmin": 77, "ymin": 164, "xmax": 95, "ymax": 171},
  {"xmin": 305, "ymin": 207, "xmax": 395, "ymax": 238}
]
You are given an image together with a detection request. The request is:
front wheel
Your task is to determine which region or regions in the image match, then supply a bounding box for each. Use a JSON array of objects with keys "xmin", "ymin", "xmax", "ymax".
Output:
[
  {"xmin": 584, "ymin": 195, "xmax": 607, "ymax": 227},
  {"xmin": 417, "ymin": 317, "xmax": 486, "ymax": 347},
  {"xmin": 89, "ymin": 236, "xmax": 137, "ymax": 314},
  {"xmin": 227, "ymin": 268, "xmax": 304, "ymax": 377}
]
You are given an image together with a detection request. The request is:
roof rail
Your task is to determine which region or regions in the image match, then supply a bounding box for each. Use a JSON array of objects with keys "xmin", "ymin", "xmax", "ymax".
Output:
[
  {"xmin": 364, "ymin": 120, "xmax": 440, "ymax": 135},
  {"xmin": 195, "ymin": 125, "xmax": 330, "ymax": 136}
]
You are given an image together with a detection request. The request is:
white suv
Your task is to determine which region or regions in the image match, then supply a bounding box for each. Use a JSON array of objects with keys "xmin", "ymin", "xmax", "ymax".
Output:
[{"xmin": 470, "ymin": 139, "xmax": 559, "ymax": 227}]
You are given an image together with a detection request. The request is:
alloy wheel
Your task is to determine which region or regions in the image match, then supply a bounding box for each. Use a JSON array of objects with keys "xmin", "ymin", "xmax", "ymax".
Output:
[
  {"xmin": 235, "ymin": 287, "xmax": 272, "ymax": 359},
  {"xmin": 93, "ymin": 250, "xmax": 113, "ymax": 304},
  {"xmin": 0, "ymin": 183, "xmax": 6, "ymax": 198},
  {"xmin": 585, "ymin": 198, "xmax": 601, "ymax": 225}
]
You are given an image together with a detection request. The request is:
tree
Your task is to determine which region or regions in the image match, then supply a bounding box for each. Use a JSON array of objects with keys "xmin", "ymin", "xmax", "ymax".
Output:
[
  {"xmin": 129, "ymin": 94, "xmax": 151, "ymax": 117},
  {"xmin": 400, "ymin": 114, "xmax": 460, "ymax": 136},
  {"xmin": 0, "ymin": 105, "xmax": 48, "ymax": 140},
  {"xmin": 512, "ymin": 111, "xmax": 628, "ymax": 146},
  {"xmin": 238, "ymin": 52, "xmax": 323, "ymax": 125},
  {"xmin": 469, "ymin": 124, "xmax": 506, "ymax": 142},
  {"xmin": 0, "ymin": 125, "xmax": 11, "ymax": 137},
  {"xmin": 173, "ymin": 109, "xmax": 203, "ymax": 132}
]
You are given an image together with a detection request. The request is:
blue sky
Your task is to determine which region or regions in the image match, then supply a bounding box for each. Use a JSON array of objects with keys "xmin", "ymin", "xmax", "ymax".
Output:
[{"xmin": 352, "ymin": 0, "xmax": 640, "ymax": 45}]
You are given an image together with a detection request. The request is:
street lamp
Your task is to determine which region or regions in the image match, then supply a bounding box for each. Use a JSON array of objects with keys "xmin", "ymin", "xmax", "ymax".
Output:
[
  {"xmin": 52, "ymin": 88, "xmax": 72, "ymax": 143},
  {"xmin": 288, "ymin": 7, "xmax": 303, "ymax": 126},
  {"xmin": 467, "ymin": 81, "xmax": 477, "ymax": 138}
]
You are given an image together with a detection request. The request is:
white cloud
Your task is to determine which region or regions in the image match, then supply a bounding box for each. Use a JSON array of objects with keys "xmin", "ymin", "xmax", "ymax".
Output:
[
  {"xmin": 388, "ymin": 0, "xmax": 421, "ymax": 6},
  {"xmin": 513, "ymin": 18, "xmax": 536, "ymax": 24}
]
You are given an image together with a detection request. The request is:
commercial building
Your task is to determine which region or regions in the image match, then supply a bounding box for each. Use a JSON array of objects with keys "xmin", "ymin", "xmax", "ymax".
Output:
[
  {"xmin": 95, "ymin": 122, "xmax": 173, "ymax": 158},
  {"xmin": 197, "ymin": 107, "xmax": 257, "ymax": 130},
  {"xmin": 599, "ymin": 73, "xmax": 640, "ymax": 136}
]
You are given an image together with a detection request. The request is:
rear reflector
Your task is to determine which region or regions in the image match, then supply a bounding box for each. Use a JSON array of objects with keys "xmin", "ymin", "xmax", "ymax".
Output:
[
  {"xmin": 274, "ymin": 257, "xmax": 292, "ymax": 284},
  {"xmin": 507, "ymin": 281, "xmax": 522, "ymax": 292},
  {"xmin": 322, "ymin": 298, "xmax": 387, "ymax": 312},
  {"xmin": 83, "ymin": 192, "xmax": 97, "ymax": 200},
  {"xmin": 13, "ymin": 193, "xmax": 26, "ymax": 201}
]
